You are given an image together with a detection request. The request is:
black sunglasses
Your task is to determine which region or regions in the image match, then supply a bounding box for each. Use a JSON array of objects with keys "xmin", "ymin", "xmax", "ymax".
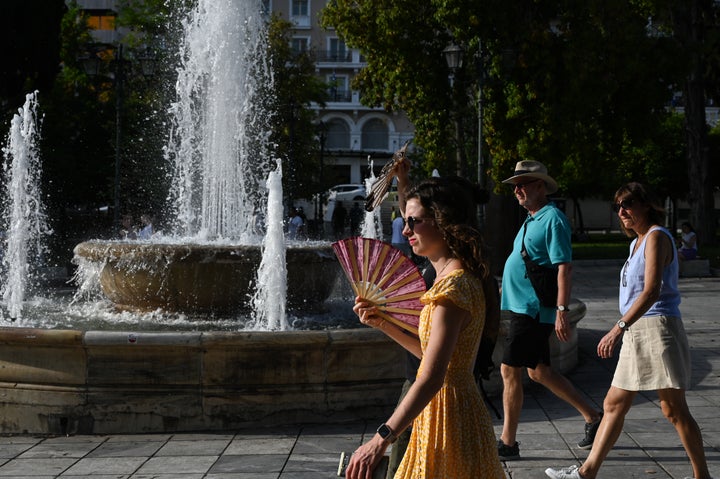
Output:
[
  {"xmin": 612, "ymin": 199, "xmax": 634, "ymax": 213},
  {"xmin": 512, "ymin": 179, "xmax": 540, "ymax": 189},
  {"xmin": 405, "ymin": 216, "xmax": 432, "ymax": 232}
]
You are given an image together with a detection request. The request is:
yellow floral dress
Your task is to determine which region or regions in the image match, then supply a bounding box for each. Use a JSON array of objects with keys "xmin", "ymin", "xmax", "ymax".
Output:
[{"xmin": 395, "ymin": 269, "xmax": 505, "ymax": 479}]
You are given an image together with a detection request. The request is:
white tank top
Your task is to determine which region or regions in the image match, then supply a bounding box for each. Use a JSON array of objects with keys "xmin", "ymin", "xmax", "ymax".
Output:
[{"xmin": 619, "ymin": 226, "xmax": 681, "ymax": 318}]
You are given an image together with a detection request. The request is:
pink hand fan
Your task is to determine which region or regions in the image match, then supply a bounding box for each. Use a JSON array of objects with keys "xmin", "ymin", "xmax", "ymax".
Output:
[{"xmin": 332, "ymin": 236, "xmax": 426, "ymax": 334}]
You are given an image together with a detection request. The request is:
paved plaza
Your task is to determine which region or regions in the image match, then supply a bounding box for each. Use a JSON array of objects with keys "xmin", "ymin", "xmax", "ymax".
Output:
[{"xmin": 0, "ymin": 260, "xmax": 717, "ymax": 478}]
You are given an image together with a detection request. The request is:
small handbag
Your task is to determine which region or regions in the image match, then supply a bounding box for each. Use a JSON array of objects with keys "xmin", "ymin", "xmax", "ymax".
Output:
[{"xmin": 521, "ymin": 222, "xmax": 559, "ymax": 307}]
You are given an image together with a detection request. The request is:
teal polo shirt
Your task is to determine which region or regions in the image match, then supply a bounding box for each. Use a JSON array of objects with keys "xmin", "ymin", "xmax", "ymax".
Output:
[{"xmin": 501, "ymin": 202, "xmax": 572, "ymax": 324}]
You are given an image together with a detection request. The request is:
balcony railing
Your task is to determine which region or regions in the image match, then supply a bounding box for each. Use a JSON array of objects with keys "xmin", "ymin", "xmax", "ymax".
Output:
[
  {"xmin": 316, "ymin": 50, "xmax": 353, "ymax": 63},
  {"xmin": 326, "ymin": 89, "xmax": 353, "ymax": 102}
]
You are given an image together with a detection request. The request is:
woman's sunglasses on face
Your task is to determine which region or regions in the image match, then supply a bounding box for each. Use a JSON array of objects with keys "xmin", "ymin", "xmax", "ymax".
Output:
[
  {"xmin": 404, "ymin": 216, "xmax": 432, "ymax": 232},
  {"xmin": 612, "ymin": 198, "xmax": 634, "ymax": 213}
]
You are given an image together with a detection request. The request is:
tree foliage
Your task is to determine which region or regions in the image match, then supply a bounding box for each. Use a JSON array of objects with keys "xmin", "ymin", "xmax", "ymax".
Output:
[
  {"xmin": 322, "ymin": 0, "xmax": 716, "ymax": 234},
  {"xmin": 267, "ymin": 13, "xmax": 330, "ymax": 205}
]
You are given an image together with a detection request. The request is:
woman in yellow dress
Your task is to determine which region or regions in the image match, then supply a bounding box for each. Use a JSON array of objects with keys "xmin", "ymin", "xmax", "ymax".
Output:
[{"xmin": 345, "ymin": 176, "xmax": 505, "ymax": 479}]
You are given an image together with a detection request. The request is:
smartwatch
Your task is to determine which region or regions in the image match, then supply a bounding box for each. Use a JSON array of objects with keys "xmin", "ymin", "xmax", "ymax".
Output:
[
  {"xmin": 557, "ymin": 305, "xmax": 569, "ymax": 312},
  {"xmin": 616, "ymin": 319, "xmax": 628, "ymax": 330},
  {"xmin": 376, "ymin": 423, "xmax": 398, "ymax": 444}
]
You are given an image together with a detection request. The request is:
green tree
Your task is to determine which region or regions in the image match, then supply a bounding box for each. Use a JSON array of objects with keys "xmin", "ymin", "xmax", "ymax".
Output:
[
  {"xmin": 323, "ymin": 1, "xmax": 700, "ymax": 228},
  {"xmin": 653, "ymin": 0, "xmax": 720, "ymax": 245},
  {"xmin": 267, "ymin": 13, "xmax": 329, "ymax": 207},
  {"xmin": 0, "ymin": 1, "xmax": 65, "ymax": 119}
]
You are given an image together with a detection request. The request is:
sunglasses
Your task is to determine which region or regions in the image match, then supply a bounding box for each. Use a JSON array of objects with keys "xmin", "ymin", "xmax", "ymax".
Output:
[
  {"xmin": 404, "ymin": 216, "xmax": 432, "ymax": 232},
  {"xmin": 512, "ymin": 179, "xmax": 540, "ymax": 190},
  {"xmin": 612, "ymin": 199, "xmax": 634, "ymax": 213}
]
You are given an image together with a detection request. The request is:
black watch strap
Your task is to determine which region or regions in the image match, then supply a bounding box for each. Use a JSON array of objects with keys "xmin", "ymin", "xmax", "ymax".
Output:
[{"xmin": 376, "ymin": 423, "xmax": 397, "ymax": 443}]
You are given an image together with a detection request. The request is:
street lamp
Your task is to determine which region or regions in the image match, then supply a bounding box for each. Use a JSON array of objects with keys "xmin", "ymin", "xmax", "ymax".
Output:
[
  {"xmin": 475, "ymin": 42, "xmax": 486, "ymax": 230},
  {"xmin": 443, "ymin": 43, "xmax": 464, "ymax": 87},
  {"xmin": 443, "ymin": 42, "xmax": 465, "ymax": 177}
]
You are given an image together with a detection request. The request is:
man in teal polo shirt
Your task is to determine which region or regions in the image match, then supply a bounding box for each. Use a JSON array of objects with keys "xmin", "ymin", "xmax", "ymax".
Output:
[{"xmin": 497, "ymin": 160, "xmax": 603, "ymax": 460}]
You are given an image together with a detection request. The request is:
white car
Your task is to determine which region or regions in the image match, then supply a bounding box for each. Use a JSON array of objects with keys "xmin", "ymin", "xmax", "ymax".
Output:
[
  {"xmin": 326, "ymin": 184, "xmax": 366, "ymax": 203},
  {"xmin": 323, "ymin": 184, "xmax": 366, "ymax": 223}
]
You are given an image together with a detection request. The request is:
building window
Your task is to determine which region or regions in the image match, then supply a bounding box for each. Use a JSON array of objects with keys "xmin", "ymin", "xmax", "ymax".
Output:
[
  {"xmin": 328, "ymin": 38, "xmax": 347, "ymax": 61},
  {"xmin": 362, "ymin": 118, "xmax": 389, "ymax": 150},
  {"xmin": 291, "ymin": 37, "xmax": 309, "ymax": 54},
  {"xmin": 291, "ymin": 0, "xmax": 309, "ymax": 15},
  {"xmin": 326, "ymin": 119, "xmax": 350, "ymax": 150},
  {"xmin": 290, "ymin": 0, "xmax": 310, "ymax": 27},
  {"xmin": 86, "ymin": 14, "xmax": 115, "ymax": 31},
  {"xmin": 327, "ymin": 74, "xmax": 350, "ymax": 102}
]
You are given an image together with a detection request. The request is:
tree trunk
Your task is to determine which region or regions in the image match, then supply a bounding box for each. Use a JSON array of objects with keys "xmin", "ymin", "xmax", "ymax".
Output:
[{"xmin": 678, "ymin": 0, "xmax": 715, "ymax": 246}]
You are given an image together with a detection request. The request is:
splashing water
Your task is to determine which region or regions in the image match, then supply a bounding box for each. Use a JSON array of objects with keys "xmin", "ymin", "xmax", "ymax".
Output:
[
  {"xmin": 250, "ymin": 160, "xmax": 288, "ymax": 330},
  {"xmin": 164, "ymin": 0, "xmax": 274, "ymax": 241},
  {"xmin": 0, "ymin": 91, "xmax": 51, "ymax": 320},
  {"xmin": 361, "ymin": 158, "xmax": 383, "ymax": 239}
]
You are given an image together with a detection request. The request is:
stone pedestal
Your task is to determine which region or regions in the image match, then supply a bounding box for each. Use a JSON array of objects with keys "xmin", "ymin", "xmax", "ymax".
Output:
[{"xmin": 679, "ymin": 259, "xmax": 711, "ymax": 277}]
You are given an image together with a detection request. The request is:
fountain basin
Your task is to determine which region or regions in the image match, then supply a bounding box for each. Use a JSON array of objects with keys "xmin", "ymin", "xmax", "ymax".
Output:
[
  {"xmin": 74, "ymin": 241, "xmax": 340, "ymax": 315},
  {"xmin": 0, "ymin": 300, "xmax": 585, "ymax": 435},
  {"xmin": 0, "ymin": 327, "xmax": 405, "ymax": 434}
]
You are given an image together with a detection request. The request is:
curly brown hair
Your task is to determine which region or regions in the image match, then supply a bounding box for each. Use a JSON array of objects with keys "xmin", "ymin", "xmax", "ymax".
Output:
[{"xmin": 405, "ymin": 176, "xmax": 490, "ymax": 279}]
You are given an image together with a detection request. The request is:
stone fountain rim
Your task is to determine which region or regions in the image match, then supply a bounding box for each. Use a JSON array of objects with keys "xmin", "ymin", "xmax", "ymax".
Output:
[{"xmin": 73, "ymin": 239, "xmax": 337, "ymax": 262}]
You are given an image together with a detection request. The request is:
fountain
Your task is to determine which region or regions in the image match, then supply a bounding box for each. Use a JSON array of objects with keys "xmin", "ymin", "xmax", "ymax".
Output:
[{"xmin": 0, "ymin": 0, "xmax": 408, "ymax": 435}]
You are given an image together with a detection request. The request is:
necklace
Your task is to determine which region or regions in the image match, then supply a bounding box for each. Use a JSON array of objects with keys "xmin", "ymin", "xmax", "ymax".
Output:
[{"xmin": 436, "ymin": 258, "xmax": 454, "ymax": 278}]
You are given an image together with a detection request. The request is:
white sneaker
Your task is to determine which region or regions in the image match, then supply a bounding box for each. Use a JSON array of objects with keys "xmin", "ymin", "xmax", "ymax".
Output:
[{"xmin": 545, "ymin": 465, "xmax": 584, "ymax": 479}]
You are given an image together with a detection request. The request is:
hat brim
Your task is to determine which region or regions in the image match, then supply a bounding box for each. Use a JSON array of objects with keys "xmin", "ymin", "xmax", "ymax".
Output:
[{"xmin": 502, "ymin": 173, "xmax": 558, "ymax": 194}]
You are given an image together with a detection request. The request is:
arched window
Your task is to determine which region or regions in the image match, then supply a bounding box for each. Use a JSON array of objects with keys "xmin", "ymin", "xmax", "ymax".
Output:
[
  {"xmin": 326, "ymin": 119, "xmax": 350, "ymax": 149},
  {"xmin": 362, "ymin": 118, "xmax": 388, "ymax": 150}
]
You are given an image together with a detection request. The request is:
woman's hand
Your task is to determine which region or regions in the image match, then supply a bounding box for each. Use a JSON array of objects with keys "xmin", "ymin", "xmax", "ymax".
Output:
[
  {"xmin": 353, "ymin": 297, "xmax": 385, "ymax": 329},
  {"xmin": 597, "ymin": 326, "xmax": 623, "ymax": 359},
  {"xmin": 345, "ymin": 436, "xmax": 388, "ymax": 479}
]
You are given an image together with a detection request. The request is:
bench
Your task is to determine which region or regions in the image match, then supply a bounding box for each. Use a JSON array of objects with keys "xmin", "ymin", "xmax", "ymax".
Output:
[{"xmin": 679, "ymin": 258, "xmax": 711, "ymax": 277}]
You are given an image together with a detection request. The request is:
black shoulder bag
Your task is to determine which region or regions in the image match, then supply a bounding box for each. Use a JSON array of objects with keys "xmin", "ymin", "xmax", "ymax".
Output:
[{"xmin": 521, "ymin": 222, "xmax": 559, "ymax": 307}]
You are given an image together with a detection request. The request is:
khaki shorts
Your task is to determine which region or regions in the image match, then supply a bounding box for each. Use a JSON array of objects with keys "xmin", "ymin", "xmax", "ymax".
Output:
[{"xmin": 612, "ymin": 315, "xmax": 691, "ymax": 391}]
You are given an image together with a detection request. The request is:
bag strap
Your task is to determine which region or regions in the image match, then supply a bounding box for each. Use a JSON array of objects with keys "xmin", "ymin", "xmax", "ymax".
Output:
[{"xmin": 520, "ymin": 220, "xmax": 530, "ymax": 259}]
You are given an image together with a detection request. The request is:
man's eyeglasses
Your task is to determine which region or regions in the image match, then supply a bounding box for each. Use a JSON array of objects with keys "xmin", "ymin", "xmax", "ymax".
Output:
[
  {"xmin": 612, "ymin": 199, "xmax": 635, "ymax": 213},
  {"xmin": 404, "ymin": 216, "xmax": 432, "ymax": 232},
  {"xmin": 513, "ymin": 179, "xmax": 539, "ymax": 190}
]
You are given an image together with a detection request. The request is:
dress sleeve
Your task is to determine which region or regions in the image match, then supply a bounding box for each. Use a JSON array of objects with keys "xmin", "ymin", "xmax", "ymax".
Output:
[{"xmin": 421, "ymin": 273, "xmax": 474, "ymax": 313}]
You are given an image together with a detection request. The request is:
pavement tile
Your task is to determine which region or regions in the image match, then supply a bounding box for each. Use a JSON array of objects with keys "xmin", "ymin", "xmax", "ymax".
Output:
[
  {"xmin": 155, "ymin": 439, "xmax": 231, "ymax": 456},
  {"xmin": 60, "ymin": 457, "xmax": 145, "ymax": 476},
  {"xmin": 207, "ymin": 454, "xmax": 286, "ymax": 474},
  {"xmin": 18, "ymin": 441, "xmax": 104, "ymax": 459},
  {"xmin": 224, "ymin": 437, "xmax": 296, "ymax": 456},
  {"xmin": 86, "ymin": 440, "xmax": 165, "ymax": 458},
  {"xmin": 283, "ymin": 452, "xmax": 339, "ymax": 473},
  {"xmin": 0, "ymin": 458, "xmax": 77, "ymax": 476},
  {"xmin": 133, "ymin": 455, "xmax": 218, "ymax": 475}
]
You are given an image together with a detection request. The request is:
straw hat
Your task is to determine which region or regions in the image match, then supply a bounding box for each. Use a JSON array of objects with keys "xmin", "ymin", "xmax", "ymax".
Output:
[{"xmin": 502, "ymin": 160, "xmax": 558, "ymax": 194}]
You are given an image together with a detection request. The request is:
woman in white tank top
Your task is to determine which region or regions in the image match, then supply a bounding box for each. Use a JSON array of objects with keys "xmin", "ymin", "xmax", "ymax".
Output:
[{"xmin": 545, "ymin": 183, "xmax": 713, "ymax": 479}]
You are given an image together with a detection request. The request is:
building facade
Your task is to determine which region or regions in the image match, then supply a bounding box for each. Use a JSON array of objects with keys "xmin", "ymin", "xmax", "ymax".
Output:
[{"xmin": 269, "ymin": 0, "xmax": 415, "ymax": 187}]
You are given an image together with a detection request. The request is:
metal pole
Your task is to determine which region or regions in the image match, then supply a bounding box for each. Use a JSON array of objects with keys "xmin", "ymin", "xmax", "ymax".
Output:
[
  {"xmin": 114, "ymin": 44, "xmax": 123, "ymax": 236},
  {"xmin": 477, "ymin": 41, "xmax": 485, "ymax": 230}
]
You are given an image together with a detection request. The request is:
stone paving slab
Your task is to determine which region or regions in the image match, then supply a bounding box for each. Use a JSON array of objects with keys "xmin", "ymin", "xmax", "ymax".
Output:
[{"xmin": 0, "ymin": 260, "xmax": 716, "ymax": 478}]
